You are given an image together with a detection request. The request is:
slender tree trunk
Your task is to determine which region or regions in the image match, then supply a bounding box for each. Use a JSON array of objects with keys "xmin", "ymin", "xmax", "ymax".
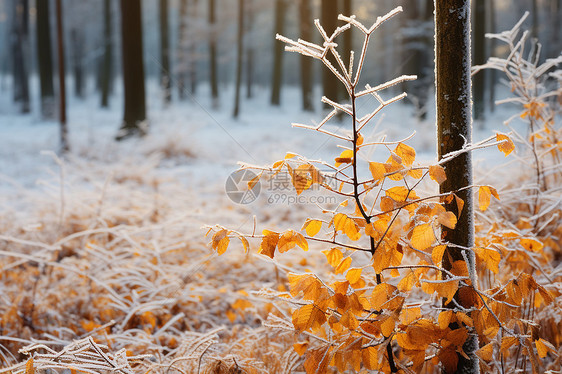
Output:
[
  {"xmin": 11, "ymin": 0, "xmax": 30, "ymax": 113},
  {"xmin": 36, "ymin": 0, "xmax": 55, "ymax": 118},
  {"xmin": 118, "ymin": 0, "xmax": 147, "ymax": 139},
  {"xmin": 246, "ymin": 0, "xmax": 254, "ymax": 99},
  {"xmin": 100, "ymin": 0, "xmax": 113, "ymax": 108},
  {"xmin": 487, "ymin": 0, "xmax": 496, "ymax": 113},
  {"xmin": 270, "ymin": 0, "xmax": 285, "ymax": 106},
  {"xmin": 177, "ymin": 0, "xmax": 188, "ymax": 99},
  {"xmin": 299, "ymin": 0, "xmax": 313, "ymax": 111},
  {"xmin": 209, "ymin": 0, "xmax": 219, "ymax": 107},
  {"xmin": 321, "ymin": 0, "xmax": 339, "ymax": 106},
  {"xmin": 233, "ymin": 0, "xmax": 244, "ymax": 118},
  {"xmin": 472, "ymin": 0, "xmax": 485, "ymax": 121},
  {"xmin": 160, "ymin": 0, "xmax": 171, "ymax": 104},
  {"xmin": 435, "ymin": 1, "xmax": 479, "ymax": 372},
  {"xmin": 55, "ymin": 0, "xmax": 68, "ymax": 152},
  {"xmin": 189, "ymin": 0, "xmax": 198, "ymax": 95},
  {"xmin": 71, "ymin": 28, "xmax": 84, "ymax": 99}
]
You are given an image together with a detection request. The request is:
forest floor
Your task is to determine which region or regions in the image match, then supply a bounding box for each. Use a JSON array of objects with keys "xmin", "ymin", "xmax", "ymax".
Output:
[{"xmin": 0, "ymin": 83, "xmax": 559, "ymax": 373}]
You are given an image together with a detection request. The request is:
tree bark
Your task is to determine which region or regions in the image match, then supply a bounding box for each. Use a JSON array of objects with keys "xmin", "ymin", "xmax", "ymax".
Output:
[
  {"xmin": 299, "ymin": 0, "xmax": 313, "ymax": 111},
  {"xmin": 246, "ymin": 0, "xmax": 254, "ymax": 99},
  {"xmin": 233, "ymin": 0, "xmax": 244, "ymax": 118},
  {"xmin": 118, "ymin": 0, "xmax": 147, "ymax": 139},
  {"xmin": 71, "ymin": 28, "xmax": 84, "ymax": 99},
  {"xmin": 160, "ymin": 0, "xmax": 171, "ymax": 104},
  {"xmin": 11, "ymin": 0, "xmax": 30, "ymax": 113},
  {"xmin": 55, "ymin": 0, "xmax": 68, "ymax": 152},
  {"xmin": 321, "ymin": 0, "xmax": 339, "ymax": 106},
  {"xmin": 270, "ymin": 0, "xmax": 285, "ymax": 106},
  {"xmin": 472, "ymin": 0, "xmax": 486, "ymax": 120},
  {"xmin": 435, "ymin": 1, "xmax": 479, "ymax": 373},
  {"xmin": 36, "ymin": 0, "xmax": 55, "ymax": 118},
  {"xmin": 177, "ymin": 0, "xmax": 188, "ymax": 99},
  {"xmin": 209, "ymin": 0, "xmax": 219, "ymax": 107},
  {"xmin": 100, "ymin": 0, "xmax": 113, "ymax": 108}
]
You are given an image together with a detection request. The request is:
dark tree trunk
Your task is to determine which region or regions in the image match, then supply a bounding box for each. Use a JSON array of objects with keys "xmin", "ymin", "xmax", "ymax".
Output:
[
  {"xmin": 118, "ymin": 0, "xmax": 147, "ymax": 139},
  {"xmin": 55, "ymin": 0, "xmax": 68, "ymax": 152},
  {"xmin": 11, "ymin": 0, "xmax": 30, "ymax": 113},
  {"xmin": 71, "ymin": 28, "xmax": 84, "ymax": 99},
  {"xmin": 209, "ymin": 0, "xmax": 219, "ymax": 107},
  {"xmin": 435, "ymin": 1, "xmax": 479, "ymax": 373},
  {"xmin": 189, "ymin": 0, "xmax": 198, "ymax": 95},
  {"xmin": 320, "ymin": 0, "xmax": 338, "ymax": 106},
  {"xmin": 246, "ymin": 0, "xmax": 254, "ymax": 99},
  {"xmin": 472, "ymin": 0, "xmax": 486, "ymax": 121},
  {"xmin": 270, "ymin": 0, "xmax": 285, "ymax": 106},
  {"xmin": 233, "ymin": 0, "xmax": 244, "ymax": 118},
  {"xmin": 160, "ymin": 0, "xmax": 171, "ymax": 104},
  {"xmin": 36, "ymin": 0, "xmax": 55, "ymax": 118},
  {"xmin": 100, "ymin": 0, "xmax": 113, "ymax": 108},
  {"xmin": 298, "ymin": 0, "xmax": 313, "ymax": 111},
  {"xmin": 177, "ymin": 0, "xmax": 188, "ymax": 99}
]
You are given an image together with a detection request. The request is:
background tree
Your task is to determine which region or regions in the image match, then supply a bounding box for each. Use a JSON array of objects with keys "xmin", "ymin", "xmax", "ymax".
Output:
[
  {"xmin": 118, "ymin": 0, "xmax": 147, "ymax": 139},
  {"xmin": 100, "ymin": 0, "xmax": 113, "ymax": 108},
  {"xmin": 270, "ymin": 0, "xmax": 286, "ymax": 106},
  {"xmin": 160, "ymin": 0, "xmax": 171, "ymax": 104},
  {"xmin": 320, "ymin": 0, "xmax": 339, "ymax": 107},
  {"xmin": 209, "ymin": 0, "xmax": 219, "ymax": 108},
  {"xmin": 233, "ymin": 0, "xmax": 244, "ymax": 118},
  {"xmin": 177, "ymin": 0, "xmax": 188, "ymax": 99},
  {"xmin": 473, "ymin": 0, "xmax": 486, "ymax": 120},
  {"xmin": 55, "ymin": 0, "xmax": 68, "ymax": 152},
  {"xmin": 245, "ymin": 0, "xmax": 254, "ymax": 99},
  {"xmin": 435, "ymin": 0, "xmax": 479, "ymax": 372},
  {"xmin": 70, "ymin": 28, "xmax": 84, "ymax": 99},
  {"xmin": 11, "ymin": 0, "xmax": 30, "ymax": 114},
  {"xmin": 189, "ymin": 0, "xmax": 199, "ymax": 96},
  {"xmin": 36, "ymin": 0, "xmax": 55, "ymax": 118},
  {"xmin": 298, "ymin": 0, "xmax": 313, "ymax": 111},
  {"xmin": 487, "ymin": 0, "xmax": 497, "ymax": 113}
]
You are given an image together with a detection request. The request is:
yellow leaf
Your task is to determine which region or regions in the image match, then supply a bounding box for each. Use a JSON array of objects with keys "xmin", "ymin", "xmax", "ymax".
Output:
[
  {"xmin": 437, "ymin": 211, "xmax": 457, "ymax": 229},
  {"xmin": 478, "ymin": 186, "xmax": 492, "ymax": 211},
  {"xmin": 232, "ymin": 298, "xmax": 253, "ymax": 310},
  {"xmin": 386, "ymin": 186, "xmax": 409, "ymax": 202},
  {"xmin": 432, "ymin": 245, "xmax": 447, "ymax": 265},
  {"xmin": 323, "ymin": 248, "xmax": 343, "ymax": 268},
  {"xmin": 477, "ymin": 343, "xmax": 494, "ymax": 361},
  {"xmin": 411, "ymin": 223, "xmax": 436, "ymax": 250},
  {"xmin": 292, "ymin": 304, "xmax": 326, "ymax": 332},
  {"xmin": 433, "ymin": 280, "xmax": 458, "ymax": 304},
  {"xmin": 211, "ymin": 229, "xmax": 230, "ymax": 255},
  {"xmin": 247, "ymin": 173, "xmax": 261, "ymax": 190},
  {"xmin": 371, "ymin": 283, "xmax": 397, "ymax": 310},
  {"xmin": 500, "ymin": 336, "xmax": 518, "ymax": 353},
  {"xmin": 506, "ymin": 281, "xmax": 523, "ymax": 305},
  {"xmin": 535, "ymin": 338, "xmax": 555, "ymax": 358},
  {"xmin": 345, "ymin": 268, "xmax": 362, "ymax": 284},
  {"xmin": 25, "ymin": 358, "xmax": 34, "ymax": 374},
  {"xmin": 258, "ymin": 230, "xmax": 279, "ymax": 258},
  {"xmin": 380, "ymin": 196, "xmax": 395, "ymax": 212},
  {"xmin": 357, "ymin": 133, "xmax": 364, "ymax": 146},
  {"xmin": 496, "ymin": 133, "xmax": 515, "ymax": 156},
  {"xmin": 335, "ymin": 149, "xmax": 353, "ymax": 167},
  {"xmin": 293, "ymin": 341, "xmax": 309, "ymax": 356},
  {"xmin": 474, "ymin": 247, "xmax": 501, "ymax": 274},
  {"xmin": 520, "ymin": 238, "xmax": 544, "ymax": 252},
  {"xmin": 239, "ymin": 236, "xmax": 250, "ymax": 253},
  {"xmin": 398, "ymin": 271, "xmax": 417, "ymax": 292},
  {"xmin": 438, "ymin": 310, "xmax": 453, "ymax": 330},
  {"xmin": 380, "ymin": 315, "xmax": 395, "ymax": 337},
  {"xmin": 429, "ymin": 165, "xmax": 447, "ymax": 184},
  {"xmin": 395, "ymin": 143, "xmax": 416, "ymax": 166},
  {"xmin": 362, "ymin": 346, "xmax": 380, "ymax": 370},
  {"xmin": 289, "ymin": 273, "xmax": 330, "ymax": 302},
  {"xmin": 302, "ymin": 219, "xmax": 322, "ymax": 237},
  {"xmin": 369, "ymin": 162, "xmax": 386, "ymax": 181},
  {"xmin": 399, "ymin": 307, "xmax": 421, "ymax": 325},
  {"xmin": 455, "ymin": 312, "xmax": 473, "ymax": 327},
  {"xmin": 335, "ymin": 257, "xmax": 352, "ymax": 275},
  {"xmin": 333, "ymin": 213, "xmax": 361, "ymax": 241},
  {"xmin": 407, "ymin": 167, "xmax": 424, "ymax": 179},
  {"xmin": 278, "ymin": 230, "xmax": 308, "ymax": 252}
]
